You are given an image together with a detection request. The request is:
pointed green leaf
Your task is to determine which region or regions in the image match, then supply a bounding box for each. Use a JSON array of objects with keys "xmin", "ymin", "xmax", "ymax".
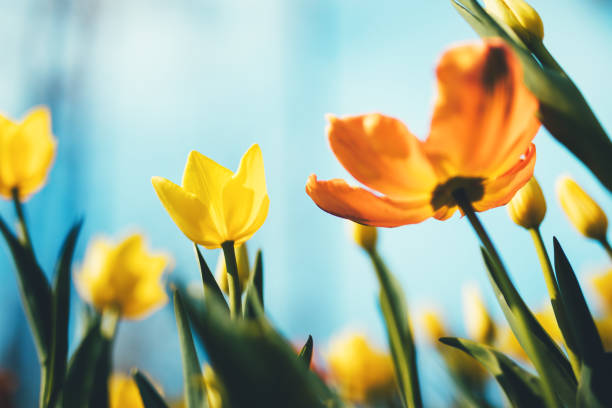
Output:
[
  {"xmin": 440, "ymin": 337, "xmax": 545, "ymax": 407},
  {"xmin": 133, "ymin": 369, "xmax": 170, "ymax": 408},
  {"xmin": 194, "ymin": 244, "xmax": 228, "ymax": 314},
  {"xmin": 553, "ymin": 238, "xmax": 612, "ymax": 406},
  {"xmin": 243, "ymin": 250, "xmax": 264, "ymax": 320},
  {"xmin": 0, "ymin": 215, "xmax": 52, "ymax": 362},
  {"xmin": 481, "ymin": 248, "xmax": 576, "ymax": 406},
  {"xmin": 451, "ymin": 0, "xmax": 612, "ymax": 192},
  {"xmin": 61, "ymin": 316, "xmax": 111, "ymax": 408},
  {"xmin": 369, "ymin": 250, "xmax": 422, "ymax": 408},
  {"xmin": 173, "ymin": 289, "xmax": 205, "ymax": 408},
  {"xmin": 190, "ymin": 297, "xmax": 340, "ymax": 408},
  {"xmin": 42, "ymin": 219, "xmax": 84, "ymax": 408},
  {"xmin": 298, "ymin": 335, "xmax": 313, "ymax": 368}
]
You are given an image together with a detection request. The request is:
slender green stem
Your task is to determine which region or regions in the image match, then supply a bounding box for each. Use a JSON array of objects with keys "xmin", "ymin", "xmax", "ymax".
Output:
[
  {"xmin": 599, "ymin": 238, "xmax": 612, "ymax": 261},
  {"xmin": 221, "ymin": 241, "xmax": 241, "ymax": 319},
  {"xmin": 12, "ymin": 188, "xmax": 34, "ymax": 252},
  {"xmin": 530, "ymin": 228, "xmax": 581, "ymax": 378},
  {"xmin": 453, "ymin": 190, "xmax": 560, "ymax": 408}
]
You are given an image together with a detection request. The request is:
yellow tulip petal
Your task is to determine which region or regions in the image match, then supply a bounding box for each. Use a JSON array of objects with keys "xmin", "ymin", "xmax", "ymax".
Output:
[
  {"xmin": 181, "ymin": 150, "xmax": 233, "ymax": 218},
  {"xmin": 222, "ymin": 178, "xmax": 255, "ymax": 241},
  {"xmin": 233, "ymin": 144, "xmax": 267, "ymax": 203},
  {"xmin": 152, "ymin": 176, "xmax": 223, "ymax": 248},
  {"xmin": 235, "ymin": 194, "xmax": 270, "ymax": 245}
]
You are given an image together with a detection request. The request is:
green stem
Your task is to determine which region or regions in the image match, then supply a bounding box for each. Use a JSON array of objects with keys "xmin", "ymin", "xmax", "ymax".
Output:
[
  {"xmin": 530, "ymin": 228, "xmax": 581, "ymax": 378},
  {"xmin": 12, "ymin": 188, "xmax": 34, "ymax": 252},
  {"xmin": 221, "ymin": 241, "xmax": 241, "ymax": 319},
  {"xmin": 599, "ymin": 238, "xmax": 612, "ymax": 262},
  {"xmin": 453, "ymin": 190, "xmax": 560, "ymax": 408}
]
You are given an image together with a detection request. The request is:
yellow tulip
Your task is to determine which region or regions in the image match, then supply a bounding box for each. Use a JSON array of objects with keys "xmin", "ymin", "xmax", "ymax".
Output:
[
  {"xmin": 419, "ymin": 310, "xmax": 447, "ymax": 344},
  {"xmin": 215, "ymin": 242, "xmax": 250, "ymax": 293},
  {"xmin": 484, "ymin": 0, "xmax": 544, "ymax": 45},
  {"xmin": 75, "ymin": 234, "xmax": 169, "ymax": 320},
  {"xmin": 109, "ymin": 374, "xmax": 144, "ymax": 408},
  {"xmin": 507, "ymin": 176, "xmax": 546, "ymax": 229},
  {"xmin": 351, "ymin": 222, "xmax": 378, "ymax": 252},
  {"xmin": 556, "ymin": 176, "xmax": 608, "ymax": 242},
  {"xmin": 0, "ymin": 107, "xmax": 56, "ymax": 200},
  {"xmin": 326, "ymin": 332, "xmax": 396, "ymax": 403},
  {"xmin": 462, "ymin": 285, "xmax": 495, "ymax": 344},
  {"xmin": 203, "ymin": 365, "xmax": 228, "ymax": 408},
  {"xmin": 152, "ymin": 144, "xmax": 269, "ymax": 249},
  {"xmin": 591, "ymin": 268, "xmax": 612, "ymax": 315}
]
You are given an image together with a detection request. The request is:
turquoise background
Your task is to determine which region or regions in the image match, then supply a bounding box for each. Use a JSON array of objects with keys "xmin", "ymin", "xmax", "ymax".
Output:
[{"xmin": 0, "ymin": 0, "xmax": 611, "ymax": 406}]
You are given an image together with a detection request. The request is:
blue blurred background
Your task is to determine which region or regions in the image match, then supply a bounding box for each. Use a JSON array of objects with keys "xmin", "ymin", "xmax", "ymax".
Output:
[{"xmin": 0, "ymin": 0, "xmax": 611, "ymax": 406}]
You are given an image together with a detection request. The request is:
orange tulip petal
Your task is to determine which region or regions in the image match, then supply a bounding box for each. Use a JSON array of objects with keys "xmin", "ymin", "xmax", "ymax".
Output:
[
  {"xmin": 473, "ymin": 144, "xmax": 536, "ymax": 212},
  {"xmin": 425, "ymin": 39, "xmax": 539, "ymax": 179},
  {"xmin": 328, "ymin": 113, "xmax": 437, "ymax": 200},
  {"xmin": 306, "ymin": 175, "xmax": 434, "ymax": 227}
]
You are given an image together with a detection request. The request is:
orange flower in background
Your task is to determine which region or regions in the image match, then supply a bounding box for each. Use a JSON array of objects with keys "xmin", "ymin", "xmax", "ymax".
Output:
[{"xmin": 306, "ymin": 39, "xmax": 540, "ymax": 226}]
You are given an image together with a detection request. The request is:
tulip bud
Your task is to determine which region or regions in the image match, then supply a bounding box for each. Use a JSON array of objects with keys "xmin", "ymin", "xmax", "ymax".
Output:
[
  {"xmin": 484, "ymin": 0, "xmax": 544, "ymax": 45},
  {"xmin": 507, "ymin": 177, "xmax": 546, "ymax": 229},
  {"xmin": 351, "ymin": 222, "xmax": 378, "ymax": 252},
  {"xmin": 462, "ymin": 285, "xmax": 495, "ymax": 344},
  {"xmin": 556, "ymin": 176, "xmax": 608, "ymax": 242},
  {"xmin": 420, "ymin": 310, "xmax": 447, "ymax": 345}
]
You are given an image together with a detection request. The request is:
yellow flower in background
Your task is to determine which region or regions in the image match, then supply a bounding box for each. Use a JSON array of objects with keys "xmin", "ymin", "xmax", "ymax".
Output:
[
  {"xmin": 484, "ymin": 0, "xmax": 544, "ymax": 45},
  {"xmin": 556, "ymin": 176, "xmax": 608, "ymax": 242},
  {"xmin": 203, "ymin": 365, "xmax": 228, "ymax": 408},
  {"xmin": 152, "ymin": 144, "xmax": 269, "ymax": 249},
  {"xmin": 0, "ymin": 107, "xmax": 56, "ymax": 201},
  {"xmin": 109, "ymin": 374, "xmax": 144, "ymax": 408},
  {"xmin": 419, "ymin": 310, "xmax": 447, "ymax": 344},
  {"xmin": 215, "ymin": 242, "xmax": 250, "ymax": 293},
  {"xmin": 75, "ymin": 234, "xmax": 169, "ymax": 320},
  {"xmin": 591, "ymin": 268, "xmax": 612, "ymax": 314},
  {"xmin": 535, "ymin": 304, "xmax": 562, "ymax": 343},
  {"xmin": 595, "ymin": 318, "xmax": 612, "ymax": 352},
  {"xmin": 462, "ymin": 285, "xmax": 495, "ymax": 344},
  {"xmin": 507, "ymin": 177, "xmax": 546, "ymax": 229},
  {"xmin": 351, "ymin": 222, "xmax": 378, "ymax": 252},
  {"xmin": 327, "ymin": 333, "xmax": 396, "ymax": 403}
]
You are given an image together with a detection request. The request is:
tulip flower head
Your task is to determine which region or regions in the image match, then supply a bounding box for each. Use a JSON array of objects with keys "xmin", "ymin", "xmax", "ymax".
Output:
[
  {"xmin": 462, "ymin": 285, "xmax": 495, "ymax": 344},
  {"xmin": 152, "ymin": 144, "xmax": 269, "ymax": 249},
  {"xmin": 507, "ymin": 176, "xmax": 546, "ymax": 229},
  {"xmin": 307, "ymin": 40, "xmax": 539, "ymax": 227},
  {"xmin": 326, "ymin": 333, "xmax": 396, "ymax": 403},
  {"xmin": 0, "ymin": 107, "xmax": 56, "ymax": 201},
  {"xmin": 556, "ymin": 176, "xmax": 608, "ymax": 242},
  {"xmin": 484, "ymin": 0, "xmax": 544, "ymax": 46},
  {"xmin": 109, "ymin": 374, "xmax": 145, "ymax": 408},
  {"xmin": 591, "ymin": 268, "xmax": 612, "ymax": 315},
  {"xmin": 351, "ymin": 222, "xmax": 378, "ymax": 252},
  {"xmin": 75, "ymin": 234, "xmax": 169, "ymax": 320}
]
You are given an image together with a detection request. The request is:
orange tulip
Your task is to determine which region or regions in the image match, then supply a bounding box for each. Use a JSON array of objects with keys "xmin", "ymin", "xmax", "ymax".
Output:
[{"xmin": 306, "ymin": 39, "xmax": 540, "ymax": 226}]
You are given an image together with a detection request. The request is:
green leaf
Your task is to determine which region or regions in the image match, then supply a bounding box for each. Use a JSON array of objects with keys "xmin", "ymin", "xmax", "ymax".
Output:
[
  {"xmin": 61, "ymin": 316, "xmax": 111, "ymax": 408},
  {"xmin": 298, "ymin": 335, "xmax": 314, "ymax": 368},
  {"xmin": 243, "ymin": 250, "xmax": 264, "ymax": 320},
  {"xmin": 440, "ymin": 337, "xmax": 545, "ymax": 407},
  {"xmin": 173, "ymin": 289, "xmax": 205, "ymax": 408},
  {"xmin": 252, "ymin": 250, "xmax": 264, "ymax": 309},
  {"xmin": 480, "ymin": 248, "xmax": 576, "ymax": 406},
  {"xmin": 194, "ymin": 244, "xmax": 228, "ymax": 314},
  {"xmin": 0, "ymin": 214, "xmax": 52, "ymax": 362},
  {"xmin": 369, "ymin": 250, "xmax": 422, "ymax": 408},
  {"xmin": 451, "ymin": 0, "xmax": 612, "ymax": 192},
  {"xmin": 133, "ymin": 369, "xmax": 170, "ymax": 408},
  {"xmin": 553, "ymin": 238, "xmax": 612, "ymax": 406},
  {"xmin": 190, "ymin": 297, "xmax": 341, "ymax": 408},
  {"xmin": 42, "ymin": 220, "xmax": 84, "ymax": 408}
]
